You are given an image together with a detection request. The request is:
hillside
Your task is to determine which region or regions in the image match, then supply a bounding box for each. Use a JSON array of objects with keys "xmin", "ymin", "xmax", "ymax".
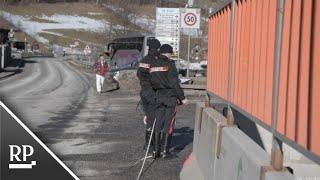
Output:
[
  {"xmin": 0, "ymin": 16, "xmax": 51, "ymax": 52},
  {"xmin": 0, "ymin": 1, "xmax": 211, "ymax": 60},
  {"xmin": 0, "ymin": 2, "xmax": 154, "ymax": 50}
]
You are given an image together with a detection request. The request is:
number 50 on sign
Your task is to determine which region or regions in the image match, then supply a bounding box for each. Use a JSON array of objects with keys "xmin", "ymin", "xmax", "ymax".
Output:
[{"xmin": 180, "ymin": 8, "xmax": 201, "ymax": 29}]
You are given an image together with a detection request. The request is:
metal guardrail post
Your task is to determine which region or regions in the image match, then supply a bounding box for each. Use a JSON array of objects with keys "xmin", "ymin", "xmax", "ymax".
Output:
[
  {"xmin": 271, "ymin": 0, "xmax": 285, "ymax": 171},
  {"xmin": 227, "ymin": 0, "xmax": 236, "ymax": 126}
]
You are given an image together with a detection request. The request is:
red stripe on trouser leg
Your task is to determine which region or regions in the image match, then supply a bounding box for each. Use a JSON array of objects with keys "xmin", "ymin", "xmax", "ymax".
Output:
[
  {"xmin": 168, "ymin": 106, "xmax": 177, "ymax": 134},
  {"xmin": 168, "ymin": 118, "xmax": 176, "ymax": 134}
]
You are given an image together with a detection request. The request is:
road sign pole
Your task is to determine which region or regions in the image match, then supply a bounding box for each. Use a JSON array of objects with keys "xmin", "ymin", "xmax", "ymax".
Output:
[
  {"xmin": 177, "ymin": 25, "xmax": 181, "ymax": 73},
  {"xmin": 25, "ymin": 37, "xmax": 27, "ymax": 53},
  {"xmin": 186, "ymin": 3, "xmax": 192, "ymax": 78},
  {"xmin": 187, "ymin": 33, "xmax": 191, "ymax": 78},
  {"xmin": 181, "ymin": 7, "xmax": 200, "ymax": 78}
]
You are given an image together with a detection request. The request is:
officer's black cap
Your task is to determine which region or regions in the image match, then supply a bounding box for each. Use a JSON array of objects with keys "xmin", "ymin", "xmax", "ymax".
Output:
[
  {"xmin": 160, "ymin": 44, "xmax": 173, "ymax": 54},
  {"xmin": 147, "ymin": 39, "xmax": 161, "ymax": 50}
]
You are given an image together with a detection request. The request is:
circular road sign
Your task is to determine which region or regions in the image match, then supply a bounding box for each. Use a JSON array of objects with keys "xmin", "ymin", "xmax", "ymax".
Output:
[{"xmin": 184, "ymin": 12, "xmax": 197, "ymax": 26}]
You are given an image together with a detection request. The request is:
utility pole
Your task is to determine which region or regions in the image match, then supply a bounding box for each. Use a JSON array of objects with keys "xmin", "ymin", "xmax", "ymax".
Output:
[
  {"xmin": 187, "ymin": 34, "xmax": 191, "ymax": 78},
  {"xmin": 24, "ymin": 37, "xmax": 27, "ymax": 53},
  {"xmin": 186, "ymin": 0, "xmax": 193, "ymax": 78}
]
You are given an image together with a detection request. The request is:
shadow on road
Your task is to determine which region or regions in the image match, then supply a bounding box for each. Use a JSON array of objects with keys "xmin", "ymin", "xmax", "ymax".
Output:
[
  {"xmin": 0, "ymin": 58, "xmax": 37, "ymax": 80},
  {"xmin": 7, "ymin": 58, "xmax": 37, "ymax": 69},
  {"xmin": 37, "ymin": 96, "xmax": 87, "ymax": 143},
  {"xmin": 172, "ymin": 126, "xmax": 194, "ymax": 153}
]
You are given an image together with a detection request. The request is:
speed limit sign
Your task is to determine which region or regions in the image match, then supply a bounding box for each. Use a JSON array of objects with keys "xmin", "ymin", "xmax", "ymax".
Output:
[
  {"xmin": 184, "ymin": 13, "xmax": 197, "ymax": 26},
  {"xmin": 181, "ymin": 8, "xmax": 201, "ymax": 29}
]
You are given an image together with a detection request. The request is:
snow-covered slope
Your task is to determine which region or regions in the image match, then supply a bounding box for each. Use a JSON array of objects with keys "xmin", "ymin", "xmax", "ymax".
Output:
[
  {"xmin": 0, "ymin": 11, "xmax": 117, "ymax": 44},
  {"xmin": 103, "ymin": 4, "xmax": 155, "ymax": 33}
]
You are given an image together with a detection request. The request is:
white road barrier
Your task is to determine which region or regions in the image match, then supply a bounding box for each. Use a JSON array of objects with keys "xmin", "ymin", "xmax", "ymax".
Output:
[{"xmin": 180, "ymin": 103, "xmax": 295, "ymax": 180}]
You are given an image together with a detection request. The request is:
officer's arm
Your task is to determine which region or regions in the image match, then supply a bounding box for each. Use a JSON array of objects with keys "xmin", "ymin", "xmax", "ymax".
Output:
[
  {"xmin": 168, "ymin": 62, "xmax": 185, "ymax": 101},
  {"xmin": 137, "ymin": 66, "xmax": 150, "ymax": 86},
  {"xmin": 137, "ymin": 58, "xmax": 146, "ymax": 80},
  {"xmin": 137, "ymin": 67, "xmax": 142, "ymax": 80}
]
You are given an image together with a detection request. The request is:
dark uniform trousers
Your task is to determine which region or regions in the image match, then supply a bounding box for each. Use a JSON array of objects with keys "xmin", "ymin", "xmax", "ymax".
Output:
[
  {"xmin": 155, "ymin": 95, "xmax": 177, "ymax": 135},
  {"xmin": 140, "ymin": 88, "xmax": 156, "ymax": 130}
]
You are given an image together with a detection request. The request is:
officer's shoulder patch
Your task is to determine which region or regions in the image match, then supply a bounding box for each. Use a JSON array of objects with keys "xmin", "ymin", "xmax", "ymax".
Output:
[
  {"xmin": 149, "ymin": 66, "xmax": 169, "ymax": 72},
  {"xmin": 139, "ymin": 63, "xmax": 151, "ymax": 68}
]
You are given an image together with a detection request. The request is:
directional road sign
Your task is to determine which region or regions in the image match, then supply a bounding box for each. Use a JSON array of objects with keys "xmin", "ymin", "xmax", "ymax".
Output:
[{"xmin": 156, "ymin": 8, "xmax": 180, "ymax": 57}]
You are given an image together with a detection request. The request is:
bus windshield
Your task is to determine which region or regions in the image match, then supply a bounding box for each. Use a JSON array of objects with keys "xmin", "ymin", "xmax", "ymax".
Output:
[{"xmin": 107, "ymin": 35, "xmax": 155, "ymax": 70}]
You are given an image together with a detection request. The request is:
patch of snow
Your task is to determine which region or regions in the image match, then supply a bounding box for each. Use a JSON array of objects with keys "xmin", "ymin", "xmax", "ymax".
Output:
[
  {"xmin": 200, "ymin": 60, "xmax": 207, "ymax": 66},
  {"xmin": 88, "ymin": 12, "xmax": 104, "ymax": 16},
  {"xmin": 103, "ymin": 4, "xmax": 155, "ymax": 33},
  {"xmin": 41, "ymin": 30, "xmax": 64, "ymax": 37},
  {"xmin": 0, "ymin": 11, "xmax": 115, "ymax": 45},
  {"xmin": 103, "ymin": 4, "xmax": 123, "ymax": 12},
  {"xmin": 131, "ymin": 15, "xmax": 155, "ymax": 33},
  {"xmin": 1, "ymin": 12, "xmax": 49, "ymax": 43},
  {"xmin": 38, "ymin": 14, "xmax": 109, "ymax": 32}
]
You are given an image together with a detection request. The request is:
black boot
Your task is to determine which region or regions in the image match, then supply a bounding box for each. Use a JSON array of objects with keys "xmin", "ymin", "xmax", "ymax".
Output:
[
  {"xmin": 161, "ymin": 133, "xmax": 173, "ymax": 159},
  {"xmin": 143, "ymin": 130, "xmax": 153, "ymax": 150},
  {"xmin": 152, "ymin": 132, "xmax": 161, "ymax": 159}
]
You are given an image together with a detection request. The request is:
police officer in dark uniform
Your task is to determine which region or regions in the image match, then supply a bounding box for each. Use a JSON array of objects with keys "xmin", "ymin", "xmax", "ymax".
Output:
[
  {"xmin": 137, "ymin": 39, "xmax": 161, "ymax": 149},
  {"xmin": 149, "ymin": 44, "xmax": 188, "ymax": 159}
]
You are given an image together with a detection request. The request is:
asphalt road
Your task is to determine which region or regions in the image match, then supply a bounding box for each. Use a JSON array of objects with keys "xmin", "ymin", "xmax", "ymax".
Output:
[{"xmin": 0, "ymin": 57, "xmax": 195, "ymax": 180}]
